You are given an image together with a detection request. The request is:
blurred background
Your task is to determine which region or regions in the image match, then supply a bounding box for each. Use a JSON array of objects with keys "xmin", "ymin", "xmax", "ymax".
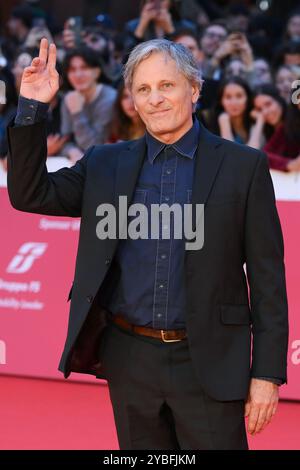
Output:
[{"xmin": 1, "ymin": 0, "xmax": 300, "ymax": 167}]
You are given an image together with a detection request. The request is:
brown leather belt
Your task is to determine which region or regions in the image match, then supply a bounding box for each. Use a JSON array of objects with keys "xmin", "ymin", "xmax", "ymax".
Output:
[{"xmin": 111, "ymin": 314, "xmax": 187, "ymax": 342}]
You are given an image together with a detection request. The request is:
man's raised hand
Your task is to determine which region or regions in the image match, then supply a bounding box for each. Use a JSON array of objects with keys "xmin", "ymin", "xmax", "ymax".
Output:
[{"xmin": 20, "ymin": 38, "xmax": 59, "ymax": 103}]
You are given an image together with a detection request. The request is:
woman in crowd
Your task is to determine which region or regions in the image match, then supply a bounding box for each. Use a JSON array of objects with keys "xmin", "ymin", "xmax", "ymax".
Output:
[
  {"xmin": 263, "ymin": 99, "xmax": 300, "ymax": 172},
  {"xmin": 253, "ymin": 84, "xmax": 286, "ymax": 144},
  {"xmin": 108, "ymin": 81, "xmax": 145, "ymax": 143},
  {"xmin": 204, "ymin": 77, "xmax": 264, "ymax": 148},
  {"xmin": 60, "ymin": 46, "xmax": 117, "ymax": 163}
]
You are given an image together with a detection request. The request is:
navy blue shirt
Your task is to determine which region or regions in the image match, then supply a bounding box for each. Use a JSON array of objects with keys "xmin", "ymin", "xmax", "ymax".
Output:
[
  {"xmin": 14, "ymin": 95, "xmax": 49, "ymax": 126},
  {"xmin": 108, "ymin": 118, "xmax": 200, "ymax": 329}
]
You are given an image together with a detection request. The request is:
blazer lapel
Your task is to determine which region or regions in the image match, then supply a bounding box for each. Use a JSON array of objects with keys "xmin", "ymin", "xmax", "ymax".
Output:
[
  {"xmin": 114, "ymin": 124, "xmax": 224, "ymax": 207},
  {"xmin": 190, "ymin": 122, "xmax": 225, "ymax": 232},
  {"xmin": 114, "ymin": 136, "xmax": 147, "ymax": 233}
]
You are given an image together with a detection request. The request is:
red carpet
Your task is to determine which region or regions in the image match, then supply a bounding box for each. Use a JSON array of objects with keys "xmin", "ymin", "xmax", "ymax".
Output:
[{"xmin": 0, "ymin": 375, "xmax": 298, "ymax": 450}]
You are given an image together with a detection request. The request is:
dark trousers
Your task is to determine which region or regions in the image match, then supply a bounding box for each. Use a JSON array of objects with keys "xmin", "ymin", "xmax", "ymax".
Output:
[{"xmin": 98, "ymin": 320, "xmax": 248, "ymax": 450}]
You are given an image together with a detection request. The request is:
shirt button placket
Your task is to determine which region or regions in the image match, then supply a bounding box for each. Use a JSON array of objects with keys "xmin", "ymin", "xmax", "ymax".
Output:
[{"xmin": 153, "ymin": 147, "xmax": 176, "ymax": 329}]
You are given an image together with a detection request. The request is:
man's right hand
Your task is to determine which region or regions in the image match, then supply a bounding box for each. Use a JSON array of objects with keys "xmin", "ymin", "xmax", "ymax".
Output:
[{"xmin": 20, "ymin": 37, "xmax": 59, "ymax": 103}]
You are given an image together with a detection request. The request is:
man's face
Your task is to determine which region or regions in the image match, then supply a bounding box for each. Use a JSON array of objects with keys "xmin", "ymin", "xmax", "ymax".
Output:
[
  {"xmin": 131, "ymin": 52, "xmax": 199, "ymax": 143},
  {"xmin": 67, "ymin": 56, "xmax": 100, "ymax": 92},
  {"xmin": 276, "ymin": 67, "xmax": 297, "ymax": 100},
  {"xmin": 253, "ymin": 59, "xmax": 272, "ymax": 85},
  {"xmin": 288, "ymin": 15, "xmax": 300, "ymax": 39},
  {"xmin": 174, "ymin": 35, "xmax": 203, "ymax": 64},
  {"xmin": 201, "ymin": 25, "xmax": 227, "ymax": 58}
]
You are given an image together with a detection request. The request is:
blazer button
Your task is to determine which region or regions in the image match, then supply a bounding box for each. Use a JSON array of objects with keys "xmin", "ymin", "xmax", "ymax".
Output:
[
  {"xmin": 105, "ymin": 258, "xmax": 111, "ymax": 265},
  {"xmin": 86, "ymin": 295, "xmax": 93, "ymax": 303}
]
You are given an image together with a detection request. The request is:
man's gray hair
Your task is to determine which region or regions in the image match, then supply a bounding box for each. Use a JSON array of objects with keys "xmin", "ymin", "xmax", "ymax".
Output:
[{"xmin": 123, "ymin": 39, "xmax": 204, "ymax": 91}]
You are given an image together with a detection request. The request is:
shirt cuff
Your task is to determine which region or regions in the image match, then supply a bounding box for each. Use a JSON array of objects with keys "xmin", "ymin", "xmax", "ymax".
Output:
[
  {"xmin": 14, "ymin": 95, "xmax": 49, "ymax": 126},
  {"xmin": 252, "ymin": 376, "xmax": 283, "ymax": 386}
]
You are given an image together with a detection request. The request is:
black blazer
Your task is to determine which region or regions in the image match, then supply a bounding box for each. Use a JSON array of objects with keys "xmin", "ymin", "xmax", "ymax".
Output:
[{"xmin": 6, "ymin": 119, "xmax": 289, "ymax": 401}]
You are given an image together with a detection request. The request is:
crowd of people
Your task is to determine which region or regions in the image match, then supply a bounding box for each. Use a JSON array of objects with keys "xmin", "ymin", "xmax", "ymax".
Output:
[{"xmin": 0, "ymin": 0, "xmax": 300, "ymax": 172}]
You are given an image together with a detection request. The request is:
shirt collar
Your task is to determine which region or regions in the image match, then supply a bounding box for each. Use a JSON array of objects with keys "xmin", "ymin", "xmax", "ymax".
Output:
[{"xmin": 145, "ymin": 116, "xmax": 200, "ymax": 164}]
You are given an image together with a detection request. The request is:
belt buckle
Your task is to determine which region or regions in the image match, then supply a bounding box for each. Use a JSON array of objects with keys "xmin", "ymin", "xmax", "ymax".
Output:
[{"xmin": 160, "ymin": 330, "xmax": 182, "ymax": 343}]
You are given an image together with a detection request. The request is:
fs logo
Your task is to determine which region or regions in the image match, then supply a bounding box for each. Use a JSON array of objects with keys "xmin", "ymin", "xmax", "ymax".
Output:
[{"xmin": 6, "ymin": 242, "xmax": 48, "ymax": 274}]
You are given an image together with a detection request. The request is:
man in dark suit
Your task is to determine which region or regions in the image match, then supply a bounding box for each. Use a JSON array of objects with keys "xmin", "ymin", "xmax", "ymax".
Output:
[{"xmin": 6, "ymin": 38, "xmax": 288, "ymax": 450}]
